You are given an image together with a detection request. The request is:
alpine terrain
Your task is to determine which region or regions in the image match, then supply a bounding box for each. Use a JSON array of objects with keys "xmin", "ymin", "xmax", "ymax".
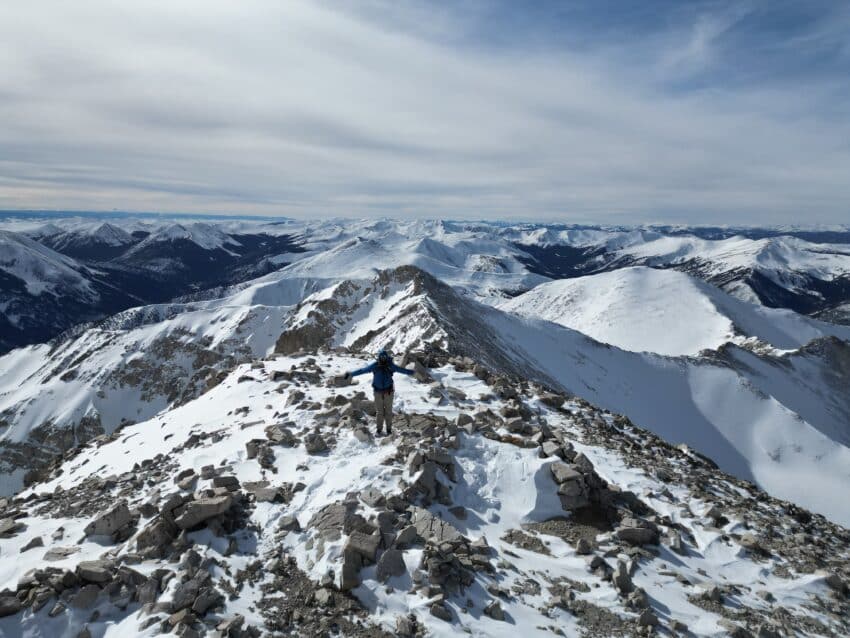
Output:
[{"xmin": 0, "ymin": 216, "xmax": 848, "ymax": 638}]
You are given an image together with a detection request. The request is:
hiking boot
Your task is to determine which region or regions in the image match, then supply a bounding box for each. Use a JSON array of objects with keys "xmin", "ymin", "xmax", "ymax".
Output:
[{"xmin": 376, "ymin": 428, "xmax": 384, "ymax": 437}]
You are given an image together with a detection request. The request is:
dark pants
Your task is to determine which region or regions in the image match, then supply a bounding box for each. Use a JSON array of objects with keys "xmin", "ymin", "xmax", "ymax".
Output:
[{"xmin": 374, "ymin": 390, "xmax": 393, "ymax": 433}]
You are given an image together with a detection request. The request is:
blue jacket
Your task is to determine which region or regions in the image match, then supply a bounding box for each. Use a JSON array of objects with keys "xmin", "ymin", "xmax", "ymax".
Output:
[{"xmin": 350, "ymin": 359, "xmax": 414, "ymax": 392}]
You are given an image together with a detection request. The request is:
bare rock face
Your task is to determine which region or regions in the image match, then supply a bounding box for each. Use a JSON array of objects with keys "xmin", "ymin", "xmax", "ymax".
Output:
[
  {"xmin": 549, "ymin": 462, "xmax": 590, "ymax": 510},
  {"xmin": 376, "ymin": 549, "xmax": 406, "ymax": 582},
  {"xmin": 411, "ymin": 507, "xmax": 462, "ymax": 544},
  {"xmin": 84, "ymin": 501, "xmax": 131, "ymax": 538},
  {"xmin": 616, "ymin": 517, "xmax": 660, "ymax": 546},
  {"xmin": 174, "ymin": 495, "xmax": 233, "ymax": 530},
  {"xmin": 0, "ymin": 593, "xmax": 22, "ymax": 617},
  {"xmin": 345, "ymin": 531, "xmax": 381, "ymax": 563},
  {"xmin": 265, "ymin": 424, "xmax": 297, "ymax": 446},
  {"xmin": 304, "ymin": 433, "xmax": 328, "ymax": 455},
  {"xmin": 308, "ymin": 501, "xmax": 356, "ymax": 541},
  {"xmin": 76, "ymin": 560, "xmax": 115, "ymax": 584},
  {"xmin": 340, "ymin": 549, "xmax": 362, "ymax": 591}
]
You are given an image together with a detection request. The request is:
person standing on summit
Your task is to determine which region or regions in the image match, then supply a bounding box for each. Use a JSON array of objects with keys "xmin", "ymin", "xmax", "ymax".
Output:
[{"xmin": 345, "ymin": 349, "xmax": 415, "ymax": 436}]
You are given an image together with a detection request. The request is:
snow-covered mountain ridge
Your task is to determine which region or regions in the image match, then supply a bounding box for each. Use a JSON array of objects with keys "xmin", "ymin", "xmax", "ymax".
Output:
[
  {"xmin": 500, "ymin": 267, "xmax": 850, "ymax": 357},
  {"xmin": 5, "ymin": 263, "xmax": 849, "ymax": 527},
  {"xmin": 0, "ymin": 351, "xmax": 847, "ymax": 637},
  {"xmin": 4, "ymin": 216, "xmax": 850, "ymax": 357},
  {"xmin": 0, "ymin": 221, "xmax": 305, "ymax": 353},
  {"xmin": 1, "ymin": 216, "xmax": 849, "ymax": 636}
]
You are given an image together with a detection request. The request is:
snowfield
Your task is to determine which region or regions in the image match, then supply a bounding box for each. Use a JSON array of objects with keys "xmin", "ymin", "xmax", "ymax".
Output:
[
  {"xmin": 501, "ymin": 266, "xmax": 850, "ymax": 356},
  {"xmin": 0, "ymin": 230, "xmax": 97, "ymax": 298}
]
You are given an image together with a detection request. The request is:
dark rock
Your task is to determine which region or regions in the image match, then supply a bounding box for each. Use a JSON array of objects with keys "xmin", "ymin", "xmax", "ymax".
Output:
[
  {"xmin": 76, "ymin": 560, "xmax": 114, "ymax": 584},
  {"xmin": 376, "ymin": 549, "xmax": 406, "ymax": 582},
  {"xmin": 212, "ymin": 476, "xmax": 240, "ymax": 490},
  {"xmin": 484, "ymin": 599, "xmax": 505, "ymax": 620},
  {"xmin": 304, "ymin": 433, "xmax": 328, "ymax": 454},
  {"xmin": 430, "ymin": 602, "xmax": 452, "ymax": 622},
  {"xmin": 0, "ymin": 593, "xmax": 22, "ymax": 617}
]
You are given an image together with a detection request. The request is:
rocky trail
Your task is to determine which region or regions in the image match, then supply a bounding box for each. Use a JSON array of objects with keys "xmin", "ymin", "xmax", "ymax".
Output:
[{"xmin": 0, "ymin": 350, "xmax": 848, "ymax": 638}]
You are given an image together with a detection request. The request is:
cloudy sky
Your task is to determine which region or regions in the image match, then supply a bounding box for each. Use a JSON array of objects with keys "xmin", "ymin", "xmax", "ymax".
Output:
[{"xmin": 1, "ymin": 1, "xmax": 849, "ymax": 224}]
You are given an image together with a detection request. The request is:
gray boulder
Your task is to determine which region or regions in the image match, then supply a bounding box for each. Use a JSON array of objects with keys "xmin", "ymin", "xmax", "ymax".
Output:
[
  {"xmin": 304, "ymin": 433, "xmax": 328, "ymax": 454},
  {"xmin": 84, "ymin": 501, "xmax": 131, "ymax": 537},
  {"xmin": 174, "ymin": 495, "xmax": 233, "ymax": 530},
  {"xmin": 376, "ymin": 549, "xmax": 406, "ymax": 582},
  {"xmin": 340, "ymin": 550, "xmax": 362, "ymax": 591},
  {"xmin": 411, "ymin": 507, "xmax": 462, "ymax": 544},
  {"xmin": 345, "ymin": 531, "xmax": 380, "ymax": 563},
  {"xmin": 76, "ymin": 560, "xmax": 114, "ymax": 584},
  {"xmin": 0, "ymin": 593, "xmax": 22, "ymax": 617},
  {"xmin": 616, "ymin": 517, "xmax": 660, "ymax": 546},
  {"xmin": 550, "ymin": 462, "xmax": 582, "ymax": 483}
]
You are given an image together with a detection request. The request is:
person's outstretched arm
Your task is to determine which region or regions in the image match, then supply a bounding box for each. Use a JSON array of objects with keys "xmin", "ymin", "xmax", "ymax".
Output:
[
  {"xmin": 392, "ymin": 363, "xmax": 415, "ymax": 376},
  {"xmin": 346, "ymin": 362, "xmax": 376, "ymax": 379}
]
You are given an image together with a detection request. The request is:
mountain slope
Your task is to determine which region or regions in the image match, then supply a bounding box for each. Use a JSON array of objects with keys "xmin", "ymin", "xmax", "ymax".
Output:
[
  {"xmin": 501, "ymin": 266, "xmax": 850, "ymax": 356},
  {"xmin": 513, "ymin": 230, "xmax": 850, "ymax": 318},
  {"xmin": 0, "ymin": 272, "xmax": 336, "ymax": 494},
  {"xmin": 0, "ymin": 352, "xmax": 846, "ymax": 637},
  {"xmin": 274, "ymin": 267, "xmax": 850, "ymax": 525},
  {"xmin": 0, "ymin": 223, "xmax": 306, "ymax": 354},
  {"xmin": 3, "ymin": 263, "xmax": 850, "ymax": 524},
  {"xmin": 0, "ymin": 230, "xmax": 141, "ymax": 353}
]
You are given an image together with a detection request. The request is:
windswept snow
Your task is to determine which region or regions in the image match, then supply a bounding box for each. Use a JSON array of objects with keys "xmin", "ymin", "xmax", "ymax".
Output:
[
  {"xmin": 127, "ymin": 222, "xmax": 242, "ymax": 254},
  {"xmin": 0, "ymin": 230, "xmax": 96, "ymax": 298},
  {"xmin": 502, "ymin": 266, "xmax": 850, "ymax": 356}
]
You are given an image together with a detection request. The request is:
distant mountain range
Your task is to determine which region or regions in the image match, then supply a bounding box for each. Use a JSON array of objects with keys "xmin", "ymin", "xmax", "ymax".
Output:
[{"xmin": 0, "ymin": 221, "xmax": 303, "ymax": 352}]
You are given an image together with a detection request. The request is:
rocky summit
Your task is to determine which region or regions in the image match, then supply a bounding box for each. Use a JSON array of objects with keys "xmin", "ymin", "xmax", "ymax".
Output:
[{"xmin": 0, "ymin": 350, "xmax": 847, "ymax": 638}]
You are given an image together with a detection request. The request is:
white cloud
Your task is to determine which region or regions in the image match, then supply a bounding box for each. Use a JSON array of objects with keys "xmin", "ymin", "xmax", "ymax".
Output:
[{"xmin": 1, "ymin": 0, "xmax": 848, "ymax": 223}]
